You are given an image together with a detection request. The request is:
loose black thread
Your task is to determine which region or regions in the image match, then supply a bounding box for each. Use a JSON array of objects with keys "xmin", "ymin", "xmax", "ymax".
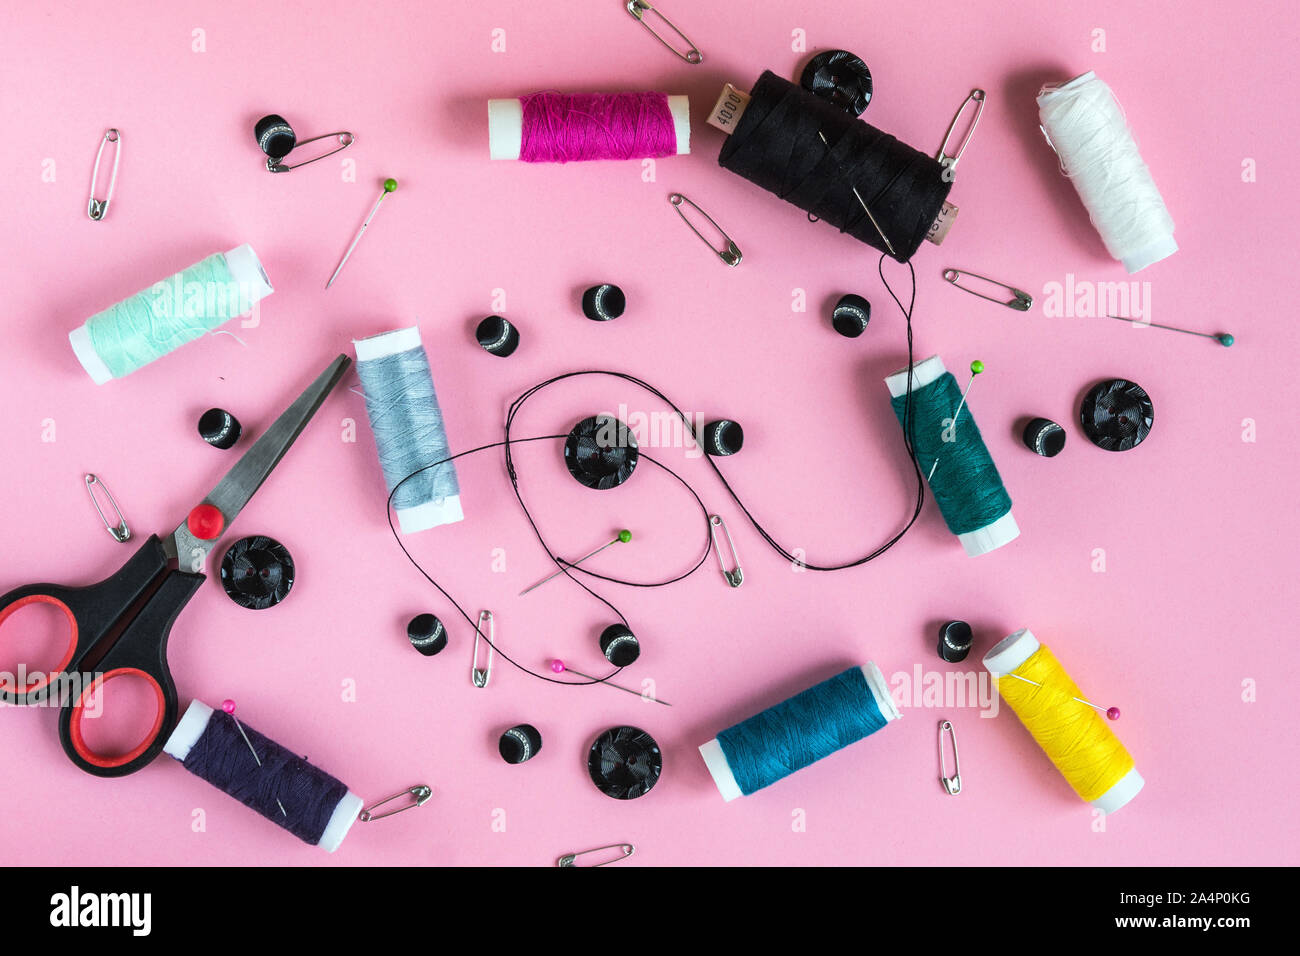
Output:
[
  {"xmin": 386, "ymin": 256, "xmax": 924, "ymax": 684},
  {"xmin": 719, "ymin": 71, "xmax": 952, "ymax": 262}
]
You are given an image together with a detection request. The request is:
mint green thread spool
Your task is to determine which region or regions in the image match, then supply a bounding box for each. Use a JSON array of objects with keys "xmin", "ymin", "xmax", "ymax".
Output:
[
  {"xmin": 69, "ymin": 244, "xmax": 273, "ymax": 384},
  {"xmin": 885, "ymin": 355, "xmax": 1019, "ymax": 556}
]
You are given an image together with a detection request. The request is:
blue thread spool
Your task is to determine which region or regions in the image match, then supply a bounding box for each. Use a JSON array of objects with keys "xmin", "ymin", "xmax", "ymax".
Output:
[
  {"xmin": 69, "ymin": 244, "xmax": 273, "ymax": 384},
  {"xmin": 698, "ymin": 663, "xmax": 900, "ymax": 801},
  {"xmin": 163, "ymin": 700, "xmax": 364, "ymax": 852},
  {"xmin": 885, "ymin": 355, "xmax": 1019, "ymax": 556},
  {"xmin": 353, "ymin": 327, "xmax": 463, "ymax": 533}
]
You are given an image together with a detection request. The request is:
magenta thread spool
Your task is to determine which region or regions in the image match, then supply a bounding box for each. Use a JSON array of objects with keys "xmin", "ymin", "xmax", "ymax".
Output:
[{"xmin": 488, "ymin": 92, "xmax": 690, "ymax": 161}]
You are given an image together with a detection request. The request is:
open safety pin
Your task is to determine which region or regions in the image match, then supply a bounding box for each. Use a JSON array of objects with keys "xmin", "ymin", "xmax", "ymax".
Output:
[
  {"xmin": 669, "ymin": 193, "xmax": 742, "ymax": 266},
  {"xmin": 471, "ymin": 610, "xmax": 494, "ymax": 688},
  {"xmin": 87, "ymin": 129, "xmax": 121, "ymax": 220},
  {"xmin": 626, "ymin": 1, "xmax": 701, "ymax": 64},
  {"xmin": 939, "ymin": 720, "xmax": 962, "ymax": 795},
  {"xmin": 267, "ymin": 131, "xmax": 354, "ymax": 173},
  {"xmin": 557, "ymin": 843, "xmax": 635, "ymax": 867},
  {"xmin": 359, "ymin": 785, "xmax": 432, "ymax": 822},
  {"xmin": 943, "ymin": 268, "xmax": 1032, "ymax": 311},
  {"xmin": 937, "ymin": 89, "xmax": 986, "ymax": 175},
  {"xmin": 709, "ymin": 515, "xmax": 744, "ymax": 587}
]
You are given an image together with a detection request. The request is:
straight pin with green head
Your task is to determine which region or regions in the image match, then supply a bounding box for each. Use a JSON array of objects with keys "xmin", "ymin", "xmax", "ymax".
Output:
[
  {"xmin": 520, "ymin": 529, "xmax": 632, "ymax": 595},
  {"xmin": 929, "ymin": 360, "xmax": 983, "ymax": 480},
  {"xmin": 327, "ymin": 177, "xmax": 397, "ymax": 289},
  {"xmin": 1103, "ymin": 314, "xmax": 1234, "ymax": 347}
]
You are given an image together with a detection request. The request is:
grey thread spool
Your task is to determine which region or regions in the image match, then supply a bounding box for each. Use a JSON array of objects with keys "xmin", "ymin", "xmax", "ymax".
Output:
[{"xmin": 353, "ymin": 327, "xmax": 463, "ymax": 534}]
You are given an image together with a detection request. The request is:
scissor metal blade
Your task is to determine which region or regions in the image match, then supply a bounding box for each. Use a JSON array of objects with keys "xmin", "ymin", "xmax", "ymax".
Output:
[{"xmin": 165, "ymin": 354, "xmax": 351, "ymax": 567}]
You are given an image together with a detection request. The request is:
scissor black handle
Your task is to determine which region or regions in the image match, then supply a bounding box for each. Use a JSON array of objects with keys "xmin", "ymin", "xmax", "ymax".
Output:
[{"xmin": 0, "ymin": 535, "xmax": 204, "ymax": 777}]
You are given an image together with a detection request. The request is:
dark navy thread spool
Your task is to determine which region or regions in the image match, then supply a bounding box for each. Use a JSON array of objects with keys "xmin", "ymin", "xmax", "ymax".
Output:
[
  {"xmin": 582, "ymin": 284, "xmax": 626, "ymax": 322},
  {"xmin": 408, "ymin": 613, "xmax": 448, "ymax": 656},
  {"xmin": 198, "ymin": 408, "xmax": 241, "ymax": 449},
  {"xmin": 831, "ymin": 294, "xmax": 871, "ymax": 338},
  {"xmin": 498, "ymin": 724, "xmax": 543, "ymax": 763},
  {"xmin": 702, "ymin": 420, "xmax": 744, "ymax": 456},
  {"xmin": 163, "ymin": 699, "xmax": 363, "ymax": 852},
  {"xmin": 1023, "ymin": 418, "xmax": 1066, "ymax": 457},
  {"xmin": 254, "ymin": 114, "xmax": 296, "ymax": 161},
  {"xmin": 600, "ymin": 624, "xmax": 640, "ymax": 666},
  {"xmin": 937, "ymin": 620, "xmax": 974, "ymax": 663},
  {"xmin": 475, "ymin": 315, "xmax": 520, "ymax": 357}
]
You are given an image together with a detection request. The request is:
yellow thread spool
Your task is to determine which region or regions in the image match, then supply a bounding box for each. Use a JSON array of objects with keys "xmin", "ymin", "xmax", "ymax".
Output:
[{"xmin": 984, "ymin": 628, "xmax": 1143, "ymax": 813}]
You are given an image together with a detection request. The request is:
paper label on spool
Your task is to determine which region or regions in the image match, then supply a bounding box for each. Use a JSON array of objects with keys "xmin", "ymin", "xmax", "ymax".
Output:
[
  {"xmin": 926, "ymin": 201, "xmax": 957, "ymax": 245},
  {"xmin": 708, "ymin": 84, "xmax": 750, "ymax": 134}
]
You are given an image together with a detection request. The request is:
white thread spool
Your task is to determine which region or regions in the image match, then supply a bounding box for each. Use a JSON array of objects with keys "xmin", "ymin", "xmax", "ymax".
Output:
[
  {"xmin": 69, "ymin": 244, "xmax": 273, "ymax": 385},
  {"xmin": 984, "ymin": 629, "xmax": 1144, "ymax": 814},
  {"xmin": 884, "ymin": 355, "xmax": 1019, "ymax": 557},
  {"xmin": 1037, "ymin": 71, "xmax": 1176, "ymax": 273},
  {"xmin": 488, "ymin": 95, "xmax": 691, "ymax": 160}
]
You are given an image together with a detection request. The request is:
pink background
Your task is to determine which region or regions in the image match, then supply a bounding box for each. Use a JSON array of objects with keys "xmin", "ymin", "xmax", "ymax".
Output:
[{"xmin": 0, "ymin": 0, "xmax": 1295, "ymax": 866}]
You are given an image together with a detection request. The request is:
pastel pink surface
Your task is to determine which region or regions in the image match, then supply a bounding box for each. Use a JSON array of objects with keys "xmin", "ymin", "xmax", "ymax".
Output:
[{"xmin": 0, "ymin": 0, "xmax": 1296, "ymax": 866}]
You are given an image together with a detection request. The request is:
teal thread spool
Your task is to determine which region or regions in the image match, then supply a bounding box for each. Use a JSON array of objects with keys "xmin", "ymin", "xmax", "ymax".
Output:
[
  {"xmin": 885, "ymin": 355, "xmax": 1019, "ymax": 556},
  {"xmin": 69, "ymin": 245, "xmax": 273, "ymax": 384},
  {"xmin": 698, "ymin": 663, "xmax": 900, "ymax": 801}
]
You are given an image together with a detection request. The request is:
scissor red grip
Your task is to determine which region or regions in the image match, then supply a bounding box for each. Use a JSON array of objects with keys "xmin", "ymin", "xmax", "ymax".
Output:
[
  {"xmin": 67, "ymin": 668, "xmax": 166, "ymax": 769},
  {"xmin": 0, "ymin": 594, "xmax": 78, "ymax": 695}
]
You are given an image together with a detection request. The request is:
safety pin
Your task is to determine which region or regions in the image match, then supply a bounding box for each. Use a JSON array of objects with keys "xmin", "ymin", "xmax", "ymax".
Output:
[
  {"xmin": 669, "ymin": 193, "xmax": 742, "ymax": 266},
  {"xmin": 557, "ymin": 843, "xmax": 635, "ymax": 867},
  {"xmin": 939, "ymin": 720, "xmax": 961, "ymax": 795},
  {"xmin": 943, "ymin": 268, "xmax": 1032, "ymax": 311},
  {"xmin": 84, "ymin": 474, "xmax": 131, "ymax": 543},
  {"xmin": 359, "ymin": 785, "xmax": 432, "ymax": 822},
  {"xmin": 626, "ymin": 1, "xmax": 701, "ymax": 64},
  {"xmin": 709, "ymin": 515, "xmax": 744, "ymax": 588},
  {"xmin": 472, "ymin": 610, "xmax": 494, "ymax": 688},
  {"xmin": 937, "ymin": 89, "xmax": 986, "ymax": 174},
  {"xmin": 266, "ymin": 131, "xmax": 354, "ymax": 173},
  {"xmin": 87, "ymin": 129, "xmax": 121, "ymax": 221}
]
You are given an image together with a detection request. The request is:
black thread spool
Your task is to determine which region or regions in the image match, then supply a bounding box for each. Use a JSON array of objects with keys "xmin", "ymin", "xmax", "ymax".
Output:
[
  {"xmin": 599, "ymin": 624, "xmax": 640, "ymax": 666},
  {"xmin": 563, "ymin": 416, "xmax": 639, "ymax": 489},
  {"xmin": 254, "ymin": 114, "xmax": 296, "ymax": 161},
  {"xmin": 718, "ymin": 71, "xmax": 952, "ymax": 262},
  {"xmin": 499, "ymin": 724, "xmax": 542, "ymax": 764},
  {"xmin": 475, "ymin": 315, "xmax": 520, "ymax": 357},
  {"xmin": 1080, "ymin": 380, "xmax": 1153, "ymax": 451},
  {"xmin": 219, "ymin": 536, "xmax": 294, "ymax": 610},
  {"xmin": 701, "ymin": 420, "xmax": 744, "ymax": 456},
  {"xmin": 587, "ymin": 726, "xmax": 662, "ymax": 799},
  {"xmin": 407, "ymin": 613, "xmax": 448, "ymax": 656},
  {"xmin": 198, "ymin": 408, "xmax": 241, "ymax": 449}
]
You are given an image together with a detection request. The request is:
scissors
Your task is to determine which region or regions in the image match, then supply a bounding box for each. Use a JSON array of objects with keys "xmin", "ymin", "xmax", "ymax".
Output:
[{"xmin": 0, "ymin": 354, "xmax": 350, "ymax": 777}]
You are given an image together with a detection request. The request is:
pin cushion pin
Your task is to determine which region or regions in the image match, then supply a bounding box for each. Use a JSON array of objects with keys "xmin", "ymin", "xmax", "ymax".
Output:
[
  {"xmin": 1080, "ymin": 379, "xmax": 1153, "ymax": 451},
  {"xmin": 220, "ymin": 536, "xmax": 295, "ymax": 610},
  {"xmin": 564, "ymin": 416, "xmax": 639, "ymax": 489},
  {"xmin": 588, "ymin": 726, "xmax": 662, "ymax": 799}
]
